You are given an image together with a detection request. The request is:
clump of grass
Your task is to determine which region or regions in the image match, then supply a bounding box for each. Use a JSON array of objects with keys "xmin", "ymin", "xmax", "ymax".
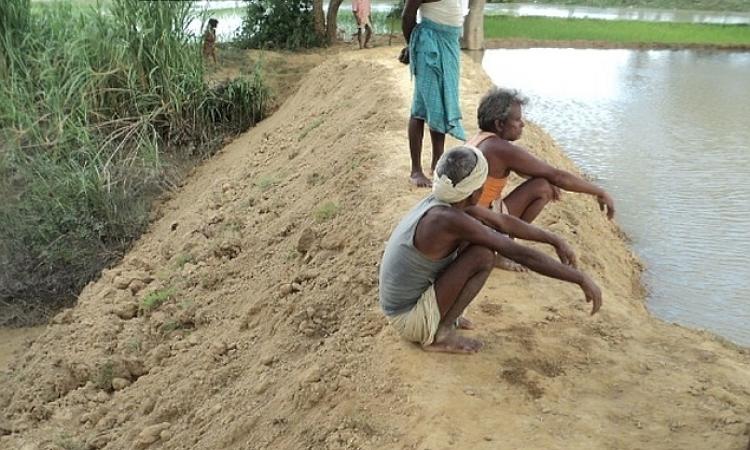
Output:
[
  {"xmin": 92, "ymin": 361, "xmax": 114, "ymax": 391},
  {"xmin": 306, "ymin": 172, "xmax": 325, "ymax": 186},
  {"xmin": 161, "ymin": 320, "xmax": 182, "ymax": 334},
  {"xmin": 314, "ymin": 201, "xmax": 340, "ymax": 222},
  {"xmin": 297, "ymin": 117, "xmax": 325, "ymax": 141},
  {"xmin": 255, "ymin": 175, "xmax": 278, "ymax": 191},
  {"xmin": 174, "ymin": 253, "xmax": 195, "ymax": 269},
  {"xmin": 55, "ymin": 433, "xmax": 87, "ymax": 450},
  {"xmin": 140, "ymin": 287, "xmax": 176, "ymax": 313}
]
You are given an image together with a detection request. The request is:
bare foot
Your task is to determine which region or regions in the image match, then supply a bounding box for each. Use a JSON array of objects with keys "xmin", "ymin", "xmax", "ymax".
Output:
[
  {"xmin": 494, "ymin": 254, "xmax": 527, "ymax": 272},
  {"xmin": 410, "ymin": 171, "xmax": 432, "ymax": 188},
  {"xmin": 456, "ymin": 316, "xmax": 475, "ymax": 330},
  {"xmin": 423, "ymin": 328, "xmax": 482, "ymax": 354}
]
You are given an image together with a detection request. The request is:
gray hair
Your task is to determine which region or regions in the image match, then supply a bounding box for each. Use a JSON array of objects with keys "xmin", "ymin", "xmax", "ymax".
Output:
[
  {"xmin": 435, "ymin": 146, "xmax": 477, "ymax": 184},
  {"xmin": 477, "ymin": 87, "xmax": 529, "ymax": 132}
]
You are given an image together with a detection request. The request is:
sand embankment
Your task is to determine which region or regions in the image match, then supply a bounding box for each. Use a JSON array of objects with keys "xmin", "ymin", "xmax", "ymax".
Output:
[{"xmin": 1, "ymin": 48, "xmax": 748, "ymax": 450}]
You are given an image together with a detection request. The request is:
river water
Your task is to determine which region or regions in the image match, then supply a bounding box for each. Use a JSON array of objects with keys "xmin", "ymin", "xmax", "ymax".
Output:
[{"xmin": 482, "ymin": 48, "xmax": 750, "ymax": 346}]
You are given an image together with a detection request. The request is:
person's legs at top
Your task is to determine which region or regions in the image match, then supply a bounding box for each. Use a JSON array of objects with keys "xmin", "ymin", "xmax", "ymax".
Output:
[
  {"xmin": 408, "ymin": 117, "xmax": 431, "ymax": 187},
  {"xmin": 426, "ymin": 245, "xmax": 494, "ymax": 354},
  {"xmin": 428, "ymin": 128, "xmax": 446, "ymax": 175},
  {"xmin": 503, "ymin": 177, "xmax": 558, "ymax": 223},
  {"xmin": 364, "ymin": 23, "xmax": 373, "ymax": 48}
]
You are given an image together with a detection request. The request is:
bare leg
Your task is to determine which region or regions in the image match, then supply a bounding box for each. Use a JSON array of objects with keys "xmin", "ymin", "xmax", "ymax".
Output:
[
  {"xmin": 364, "ymin": 24, "xmax": 373, "ymax": 48},
  {"xmin": 423, "ymin": 245, "xmax": 494, "ymax": 354},
  {"xmin": 409, "ymin": 117, "xmax": 431, "ymax": 187},
  {"xmin": 503, "ymin": 177, "xmax": 556, "ymax": 223},
  {"xmin": 428, "ymin": 128, "xmax": 446, "ymax": 174}
]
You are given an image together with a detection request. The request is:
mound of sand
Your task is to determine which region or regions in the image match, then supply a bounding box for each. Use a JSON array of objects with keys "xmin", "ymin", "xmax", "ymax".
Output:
[{"xmin": 1, "ymin": 48, "xmax": 748, "ymax": 450}]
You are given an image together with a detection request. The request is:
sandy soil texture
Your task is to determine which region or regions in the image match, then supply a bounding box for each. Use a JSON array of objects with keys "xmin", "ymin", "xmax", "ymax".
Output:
[{"xmin": 1, "ymin": 47, "xmax": 749, "ymax": 450}]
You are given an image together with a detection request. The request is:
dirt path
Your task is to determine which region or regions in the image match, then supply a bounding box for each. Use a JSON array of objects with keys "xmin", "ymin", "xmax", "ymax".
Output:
[
  {"xmin": 1, "ymin": 47, "xmax": 748, "ymax": 450},
  {"xmin": 0, "ymin": 327, "xmax": 43, "ymax": 371}
]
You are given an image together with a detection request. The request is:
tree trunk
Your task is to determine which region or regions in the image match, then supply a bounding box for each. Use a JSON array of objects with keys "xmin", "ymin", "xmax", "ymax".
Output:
[
  {"xmin": 463, "ymin": 0, "xmax": 486, "ymax": 50},
  {"xmin": 312, "ymin": 0, "xmax": 325, "ymax": 38},
  {"xmin": 325, "ymin": 0, "xmax": 345, "ymax": 43}
]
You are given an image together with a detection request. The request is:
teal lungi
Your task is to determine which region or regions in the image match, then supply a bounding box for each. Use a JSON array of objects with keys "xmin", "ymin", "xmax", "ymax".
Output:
[{"xmin": 409, "ymin": 18, "xmax": 466, "ymax": 141}]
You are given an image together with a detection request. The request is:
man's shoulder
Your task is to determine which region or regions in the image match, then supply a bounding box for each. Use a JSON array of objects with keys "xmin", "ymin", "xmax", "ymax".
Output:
[{"xmin": 421, "ymin": 204, "xmax": 469, "ymax": 229}]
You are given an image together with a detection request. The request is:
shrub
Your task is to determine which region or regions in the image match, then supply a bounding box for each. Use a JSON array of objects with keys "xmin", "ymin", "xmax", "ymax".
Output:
[{"xmin": 238, "ymin": 0, "xmax": 325, "ymax": 50}]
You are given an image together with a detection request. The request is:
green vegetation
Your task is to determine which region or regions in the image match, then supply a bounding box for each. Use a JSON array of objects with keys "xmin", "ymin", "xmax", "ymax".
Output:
[
  {"xmin": 238, "ymin": 0, "xmax": 324, "ymax": 50},
  {"xmin": 174, "ymin": 253, "xmax": 195, "ymax": 269},
  {"xmin": 0, "ymin": 0, "xmax": 269, "ymax": 319},
  {"xmin": 484, "ymin": 16, "xmax": 750, "ymax": 46},
  {"xmin": 298, "ymin": 117, "xmax": 325, "ymax": 141},
  {"xmin": 255, "ymin": 175, "xmax": 278, "ymax": 191},
  {"xmin": 314, "ymin": 201, "xmax": 340, "ymax": 222},
  {"xmin": 487, "ymin": 0, "xmax": 749, "ymax": 12},
  {"xmin": 92, "ymin": 360, "xmax": 114, "ymax": 390},
  {"xmin": 140, "ymin": 288, "xmax": 176, "ymax": 313}
]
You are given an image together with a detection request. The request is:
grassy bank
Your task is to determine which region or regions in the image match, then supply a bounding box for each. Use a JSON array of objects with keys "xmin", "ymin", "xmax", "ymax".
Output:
[
  {"xmin": 485, "ymin": 15, "xmax": 750, "ymax": 47},
  {"xmin": 0, "ymin": 0, "xmax": 269, "ymax": 324},
  {"xmin": 487, "ymin": 0, "xmax": 749, "ymax": 13}
]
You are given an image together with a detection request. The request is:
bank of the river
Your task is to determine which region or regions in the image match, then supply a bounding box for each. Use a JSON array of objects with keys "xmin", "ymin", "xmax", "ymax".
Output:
[
  {"xmin": 485, "ymin": 15, "xmax": 750, "ymax": 49},
  {"xmin": 489, "ymin": 0, "xmax": 749, "ymax": 13}
]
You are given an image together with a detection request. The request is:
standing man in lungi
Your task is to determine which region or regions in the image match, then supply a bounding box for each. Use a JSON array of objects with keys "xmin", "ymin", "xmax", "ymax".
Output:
[{"xmin": 399, "ymin": 0, "xmax": 467, "ymax": 188}]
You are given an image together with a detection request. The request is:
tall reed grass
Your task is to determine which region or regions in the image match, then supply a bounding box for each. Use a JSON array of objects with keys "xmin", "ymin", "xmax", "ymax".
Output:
[{"xmin": 0, "ymin": 0, "xmax": 269, "ymax": 323}]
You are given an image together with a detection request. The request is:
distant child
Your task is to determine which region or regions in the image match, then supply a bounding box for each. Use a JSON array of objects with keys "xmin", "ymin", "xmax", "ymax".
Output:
[{"xmin": 203, "ymin": 18, "xmax": 218, "ymax": 64}]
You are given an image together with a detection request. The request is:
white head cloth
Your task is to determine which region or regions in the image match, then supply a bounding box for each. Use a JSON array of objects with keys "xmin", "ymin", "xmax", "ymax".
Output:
[{"xmin": 432, "ymin": 145, "xmax": 488, "ymax": 203}]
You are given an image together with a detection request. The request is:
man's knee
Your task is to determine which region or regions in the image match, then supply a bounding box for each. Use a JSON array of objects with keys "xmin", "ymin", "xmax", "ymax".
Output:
[
  {"xmin": 531, "ymin": 177, "xmax": 555, "ymax": 201},
  {"xmin": 464, "ymin": 245, "xmax": 494, "ymax": 270}
]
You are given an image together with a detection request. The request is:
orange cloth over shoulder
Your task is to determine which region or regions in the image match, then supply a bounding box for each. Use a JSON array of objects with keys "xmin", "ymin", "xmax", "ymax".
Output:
[{"xmin": 467, "ymin": 132, "xmax": 507, "ymax": 208}]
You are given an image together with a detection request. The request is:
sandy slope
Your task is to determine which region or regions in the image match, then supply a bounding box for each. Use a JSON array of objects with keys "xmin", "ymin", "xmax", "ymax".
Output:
[{"xmin": 1, "ymin": 48, "xmax": 749, "ymax": 450}]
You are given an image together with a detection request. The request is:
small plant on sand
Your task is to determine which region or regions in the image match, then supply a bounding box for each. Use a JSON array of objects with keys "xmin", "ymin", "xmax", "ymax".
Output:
[
  {"xmin": 126, "ymin": 338, "xmax": 142, "ymax": 353},
  {"xmin": 140, "ymin": 287, "xmax": 176, "ymax": 314},
  {"xmin": 314, "ymin": 201, "xmax": 340, "ymax": 222},
  {"xmin": 255, "ymin": 175, "xmax": 278, "ymax": 191},
  {"xmin": 92, "ymin": 361, "xmax": 114, "ymax": 391},
  {"xmin": 298, "ymin": 117, "xmax": 325, "ymax": 141},
  {"xmin": 306, "ymin": 172, "xmax": 326, "ymax": 186},
  {"xmin": 161, "ymin": 320, "xmax": 182, "ymax": 335},
  {"xmin": 55, "ymin": 434, "xmax": 86, "ymax": 450},
  {"xmin": 174, "ymin": 253, "xmax": 194, "ymax": 269}
]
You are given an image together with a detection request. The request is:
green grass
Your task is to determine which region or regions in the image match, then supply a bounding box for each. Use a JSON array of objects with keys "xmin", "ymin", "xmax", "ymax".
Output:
[
  {"xmin": 1, "ymin": 0, "xmax": 270, "ymax": 317},
  {"xmin": 140, "ymin": 287, "xmax": 176, "ymax": 313},
  {"xmin": 487, "ymin": 0, "xmax": 750, "ymax": 13},
  {"xmin": 314, "ymin": 201, "xmax": 340, "ymax": 222},
  {"xmin": 255, "ymin": 175, "xmax": 278, "ymax": 191},
  {"xmin": 484, "ymin": 16, "xmax": 750, "ymax": 46}
]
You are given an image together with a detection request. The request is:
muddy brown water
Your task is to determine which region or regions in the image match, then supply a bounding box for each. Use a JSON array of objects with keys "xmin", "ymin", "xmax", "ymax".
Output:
[{"xmin": 483, "ymin": 48, "xmax": 750, "ymax": 346}]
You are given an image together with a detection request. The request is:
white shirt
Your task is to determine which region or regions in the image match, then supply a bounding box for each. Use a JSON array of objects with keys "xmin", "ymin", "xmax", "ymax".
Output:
[{"xmin": 419, "ymin": 0, "xmax": 468, "ymax": 27}]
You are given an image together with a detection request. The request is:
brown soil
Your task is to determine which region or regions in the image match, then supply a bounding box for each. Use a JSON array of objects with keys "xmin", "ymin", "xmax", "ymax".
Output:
[{"xmin": 2, "ymin": 47, "xmax": 749, "ymax": 450}]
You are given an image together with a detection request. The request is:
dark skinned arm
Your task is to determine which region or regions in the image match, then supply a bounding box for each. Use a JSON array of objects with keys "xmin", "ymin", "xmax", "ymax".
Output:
[
  {"xmin": 399, "ymin": 0, "xmax": 440, "ymax": 64},
  {"xmin": 464, "ymin": 205, "xmax": 577, "ymax": 267},
  {"xmin": 398, "ymin": 0, "xmax": 422, "ymax": 63},
  {"xmin": 498, "ymin": 141, "xmax": 616, "ymax": 219},
  {"xmin": 446, "ymin": 211, "xmax": 602, "ymax": 314}
]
